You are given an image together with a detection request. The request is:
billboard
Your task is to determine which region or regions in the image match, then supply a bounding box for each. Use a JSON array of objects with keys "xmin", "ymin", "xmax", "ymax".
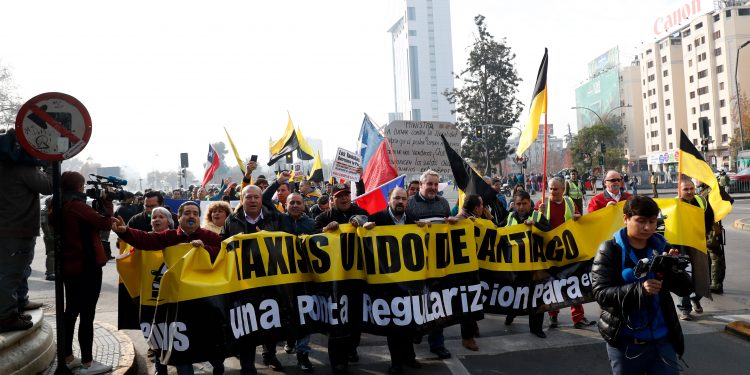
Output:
[
  {"xmin": 588, "ymin": 47, "xmax": 619, "ymax": 78},
  {"xmin": 574, "ymin": 69, "xmax": 621, "ymax": 130}
]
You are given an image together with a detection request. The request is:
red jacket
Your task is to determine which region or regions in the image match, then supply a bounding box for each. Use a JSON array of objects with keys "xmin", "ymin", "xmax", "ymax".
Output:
[
  {"xmin": 117, "ymin": 226, "xmax": 221, "ymax": 260},
  {"xmin": 587, "ymin": 190, "xmax": 633, "ymax": 213},
  {"xmin": 61, "ymin": 197, "xmax": 113, "ymax": 276}
]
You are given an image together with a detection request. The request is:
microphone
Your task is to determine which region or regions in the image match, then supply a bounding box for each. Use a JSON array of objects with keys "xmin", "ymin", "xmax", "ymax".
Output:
[{"xmin": 622, "ymin": 268, "xmax": 636, "ymax": 283}]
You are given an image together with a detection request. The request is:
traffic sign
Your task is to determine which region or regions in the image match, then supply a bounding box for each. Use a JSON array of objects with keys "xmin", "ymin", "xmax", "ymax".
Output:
[{"xmin": 14, "ymin": 92, "xmax": 92, "ymax": 161}]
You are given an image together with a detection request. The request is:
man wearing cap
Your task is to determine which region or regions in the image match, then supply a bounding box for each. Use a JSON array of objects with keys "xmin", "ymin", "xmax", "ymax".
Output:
[
  {"xmin": 564, "ymin": 169, "xmax": 586, "ymax": 214},
  {"xmin": 313, "ymin": 182, "xmax": 368, "ymax": 375},
  {"xmin": 588, "ymin": 170, "xmax": 633, "ymax": 213}
]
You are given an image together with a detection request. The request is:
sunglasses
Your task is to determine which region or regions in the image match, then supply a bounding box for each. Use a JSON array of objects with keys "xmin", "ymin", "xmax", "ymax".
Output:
[{"xmin": 606, "ymin": 178, "xmax": 623, "ymax": 182}]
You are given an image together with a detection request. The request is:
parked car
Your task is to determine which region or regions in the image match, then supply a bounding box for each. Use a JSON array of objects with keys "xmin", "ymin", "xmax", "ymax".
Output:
[{"xmin": 729, "ymin": 167, "xmax": 750, "ymax": 182}]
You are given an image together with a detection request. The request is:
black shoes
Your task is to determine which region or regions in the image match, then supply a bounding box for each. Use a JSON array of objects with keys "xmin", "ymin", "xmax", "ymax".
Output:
[
  {"xmin": 549, "ymin": 315, "xmax": 559, "ymax": 328},
  {"xmin": 0, "ymin": 315, "xmax": 33, "ymax": 333},
  {"xmin": 45, "ymin": 274, "xmax": 55, "ymax": 281},
  {"xmin": 262, "ymin": 355, "xmax": 283, "ymax": 372},
  {"xmin": 574, "ymin": 318, "xmax": 597, "ymax": 329},
  {"xmin": 296, "ymin": 352, "xmax": 314, "ymax": 373},
  {"xmin": 531, "ymin": 330, "xmax": 547, "ymax": 339},
  {"xmin": 348, "ymin": 350, "xmax": 359, "ymax": 363},
  {"xmin": 430, "ymin": 346, "xmax": 451, "ymax": 359},
  {"xmin": 388, "ymin": 364, "xmax": 403, "ymax": 374},
  {"xmin": 504, "ymin": 315, "xmax": 515, "ymax": 325},
  {"xmin": 284, "ymin": 340, "xmax": 296, "ymax": 354}
]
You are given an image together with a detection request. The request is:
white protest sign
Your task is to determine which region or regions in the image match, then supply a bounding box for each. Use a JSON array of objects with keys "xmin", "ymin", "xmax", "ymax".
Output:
[
  {"xmin": 331, "ymin": 147, "xmax": 361, "ymax": 182},
  {"xmin": 383, "ymin": 121, "xmax": 462, "ymax": 175}
]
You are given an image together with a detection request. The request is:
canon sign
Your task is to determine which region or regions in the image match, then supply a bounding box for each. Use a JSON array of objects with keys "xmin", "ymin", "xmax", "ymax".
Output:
[{"xmin": 653, "ymin": 0, "xmax": 703, "ymax": 35}]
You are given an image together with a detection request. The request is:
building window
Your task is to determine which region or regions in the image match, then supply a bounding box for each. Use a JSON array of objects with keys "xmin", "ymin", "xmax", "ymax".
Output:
[
  {"xmin": 408, "ymin": 46, "xmax": 420, "ymax": 99},
  {"xmin": 650, "ymin": 102, "xmax": 657, "ymax": 110},
  {"xmin": 643, "ymin": 93, "xmax": 647, "ymax": 99},
  {"xmin": 698, "ymin": 86, "xmax": 709, "ymax": 95},
  {"xmin": 722, "ymin": 134, "xmax": 728, "ymax": 143},
  {"xmin": 668, "ymin": 128, "xmax": 673, "ymax": 135},
  {"xmin": 407, "ymin": 7, "xmax": 416, "ymax": 20},
  {"xmin": 714, "ymin": 14, "xmax": 721, "ymax": 22},
  {"xmin": 688, "ymin": 44, "xmax": 693, "ymax": 52},
  {"xmin": 690, "ymin": 91, "xmax": 696, "ymax": 99},
  {"xmin": 700, "ymin": 103, "xmax": 710, "ymax": 111},
  {"xmin": 698, "ymin": 69, "xmax": 708, "ymax": 79},
  {"xmin": 715, "ymin": 47, "xmax": 722, "ymax": 56},
  {"xmin": 693, "ymin": 138, "xmax": 698, "ymax": 145},
  {"xmin": 688, "ymin": 59, "xmax": 693, "ymax": 67},
  {"xmin": 717, "ymin": 65, "xmax": 724, "ymax": 73},
  {"xmin": 740, "ymin": 8, "xmax": 750, "ymax": 16},
  {"xmin": 408, "ymin": 30, "xmax": 417, "ymax": 36},
  {"xmin": 651, "ymin": 130, "xmax": 659, "ymax": 137},
  {"xmin": 669, "ymin": 142, "xmax": 673, "ymax": 149},
  {"xmin": 411, "ymin": 109, "xmax": 421, "ymax": 121},
  {"xmin": 662, "ymin": 56, "xmax": 667, "ymax": 63},
  {"xmin": 692, "ymin": 107, "xmax": 697, "ymax": 114},
  {"xmin": 663, "ymin": 70, "xmax": 669, "ymax": 77},
  {"xmin": 647, "ymin": 61, "xmax": 654, "ymax": 68},
  {"xmin": 683, "ymin": 29, "xmax": 691, "ymax": 37},
  {"xmin": 726, "ymin": 10, "xmax": 731, "ymax": 17},
  {"xmin": 692, "ymin": 123, "xmax": 697, "ymax": 130},
  {"xmin": 694, "ymin": 37, "xmax": 701, "ymax": 47},
  {"xmin": 665, "ymin": 99, "xmax": 671, "ymax": 106},
  {"xmin": 720, "ymin": 82, "xmax": 725, "ymax": 90},
  {"xmin": 720, "ymin": 99, "xmax": 726, "ymax": 107},
  {"xmin": 690, "ymin": 76, "xmax": 694, "ymax": 83},
  {"xmin": 722, "ymin": 116, "xmax": 727, "ymax": 125},
  {"xmin": 648, "ymin": 74, "xmax": 655, "ymax": 82},
  {"xmin": 665, "ymin": 84, "xmax": 670, "ymax": 92},
  {"xmin": 667, "ymin": 113, "xmax": 672, "ymax": 120},
  {"xmin": 713, "ymin": 30, "xmax": 721, "ymax": 39}
]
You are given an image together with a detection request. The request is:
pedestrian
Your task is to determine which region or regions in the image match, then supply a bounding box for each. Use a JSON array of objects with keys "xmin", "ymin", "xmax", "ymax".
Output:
[
  {"xmin": 564, "ymin": 169, "xmax": 586, "ymax": 214},
  {"xmin": 588, "ymin": 170, "xmax": 633, "ymax": 213},
  {"xmin": 60, "ymin": 171, "xmax": 115, "ymax": 374},
  {"xmin": 40, "ymin": 196, "xmax": 56, "ymax": 281},
  {"xmin": 650, "ymin": 172, "xmax": 659, "ymax": 198}
]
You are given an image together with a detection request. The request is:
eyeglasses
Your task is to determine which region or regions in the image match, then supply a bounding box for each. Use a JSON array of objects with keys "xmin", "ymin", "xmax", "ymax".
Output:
[{"xmin": 606, "ymin": 178, "xmax": 623, "ymax": 182}]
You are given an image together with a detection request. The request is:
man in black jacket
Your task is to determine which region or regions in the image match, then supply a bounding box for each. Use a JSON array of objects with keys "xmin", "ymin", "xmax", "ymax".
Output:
[
  {"xmin": 362, "ymin": 187, "xmax": 419, "ymax": 375},
  {"xmin": 222, "ymin": 185, "xmax": 285, "ymax": 374},
  {"xmin": 313, "ymin": 182, "xmax": 368, "ymax": 375},
  {"xmin": 592, "ymin": 196, "xmax": 692, "ymax": 374}
]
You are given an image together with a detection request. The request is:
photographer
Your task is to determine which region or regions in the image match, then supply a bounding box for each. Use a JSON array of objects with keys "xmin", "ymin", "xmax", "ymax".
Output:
[
  {"xmin": 592, "ymin": 196, "xmax": 692, "ymax": 374},
  {"xmin": 59, "ymin": 171, "xmax": 116, "ymax": 374}
]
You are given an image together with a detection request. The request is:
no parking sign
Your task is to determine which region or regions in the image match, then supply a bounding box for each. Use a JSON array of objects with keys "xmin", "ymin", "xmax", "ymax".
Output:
[{"xmin": 14, "ymin": 92, "xmax": 92, "ymax": 161}]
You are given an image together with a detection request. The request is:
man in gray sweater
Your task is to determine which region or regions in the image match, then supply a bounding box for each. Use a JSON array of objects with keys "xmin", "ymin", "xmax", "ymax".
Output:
[{"xmin": 0, "ymin": 158, "xmax": 52, "ymax": 332}]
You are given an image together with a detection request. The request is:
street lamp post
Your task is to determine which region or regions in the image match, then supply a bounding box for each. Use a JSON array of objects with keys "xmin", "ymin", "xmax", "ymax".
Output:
[
  {"xmin": 735, "ymin": 40, "xmax": 750, "ymax": 152},
  {"xmin": 571, "ymin": 105, "xmax": 632, "ymax": 170}
]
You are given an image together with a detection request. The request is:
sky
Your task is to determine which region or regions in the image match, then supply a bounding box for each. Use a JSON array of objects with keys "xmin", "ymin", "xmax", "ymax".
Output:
[{"xmin": 0, "ymin": 0, "xmax": 710, "ymax": 183}]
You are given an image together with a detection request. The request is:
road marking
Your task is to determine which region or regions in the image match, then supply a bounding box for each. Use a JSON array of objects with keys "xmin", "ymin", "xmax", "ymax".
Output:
[{"xmin": 444, "ymin": 357, "xmax": 471, "ymax": 375}]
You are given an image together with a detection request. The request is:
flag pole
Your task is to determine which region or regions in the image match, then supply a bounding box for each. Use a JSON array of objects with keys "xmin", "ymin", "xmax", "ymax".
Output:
[
  {"xmin": 678, "ymin": 149, "xmax": 682, "ymax": 197},
  {"xmin": 542, "ymin": 112, "xmax": 549, "ymax": 203}
]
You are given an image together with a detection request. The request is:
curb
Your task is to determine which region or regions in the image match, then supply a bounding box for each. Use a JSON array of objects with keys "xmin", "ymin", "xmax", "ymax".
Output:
[
  {"xmin": 734, "ymin": 218, "xmax": 750, "ymax": 232},
  {"xmin": 97, "ymin": 321, "xmax": 137, "ymax": 375},
  {"xmin": 725, "ymin": 321, "xmax": 750, "ymax": 341}
]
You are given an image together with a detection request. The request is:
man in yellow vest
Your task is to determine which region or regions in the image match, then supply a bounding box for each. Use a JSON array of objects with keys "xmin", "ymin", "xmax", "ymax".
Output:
[
  {"xmin": 676, "ymin": 177, "xmax": 714, "ymax": 321},
  {"xmin": 536, "ymin": 177, "xmax": 595, "ymax": 329},
  {"xmin": 564, "ymin": 169, "xmax": 586, "ymax": 214}
]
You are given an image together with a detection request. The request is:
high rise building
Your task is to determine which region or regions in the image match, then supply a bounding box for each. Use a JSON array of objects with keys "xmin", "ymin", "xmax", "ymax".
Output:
[
  {"xmin": 388, "ymin": 0, "xmax": 455, "ymax": 123},
  {"xmin": 640, "ymin": 0, "xmax": 750, "ymax": 172},
  {"xmin": 573, "ymin": 47, "xmax": 646, "ymax": 172}
]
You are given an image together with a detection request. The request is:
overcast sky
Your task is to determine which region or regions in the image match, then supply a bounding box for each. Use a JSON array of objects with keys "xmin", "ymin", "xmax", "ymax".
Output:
[{"xmin": 0, "ymin": 0, "xmax": 709, "ymax": 181}]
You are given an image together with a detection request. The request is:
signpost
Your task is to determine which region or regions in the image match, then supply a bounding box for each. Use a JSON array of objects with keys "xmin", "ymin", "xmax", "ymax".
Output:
[{"xmin": 15, "ymin": 92, "xmax": 92, "ymax": 375}]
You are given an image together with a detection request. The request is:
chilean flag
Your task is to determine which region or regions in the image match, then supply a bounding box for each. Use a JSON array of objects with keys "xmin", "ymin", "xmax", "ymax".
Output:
[
  {"xmin": 201, "ymin": 144, "xmax": 221, "ymax": 187},
  {"xmin": 353, "ymin": 175, "xmax": 406, "ymax": 214}
]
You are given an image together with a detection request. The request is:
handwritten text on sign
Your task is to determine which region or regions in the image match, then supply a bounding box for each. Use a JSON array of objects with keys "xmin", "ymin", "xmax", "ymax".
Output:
[
  {"xmin": 331, "ymin": 147, "xmax": 362, "ymax": 182},
  {"xmin": 383, "ymin": 121, "xmax": 461, "ymax": 175}
]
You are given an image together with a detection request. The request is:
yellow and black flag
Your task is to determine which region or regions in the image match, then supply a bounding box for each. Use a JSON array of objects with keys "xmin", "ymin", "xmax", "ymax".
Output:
[
  {"xmin": 268, "ymin": 114, "xmax": 315, "ymax": 165},
  {"xmin": 517, "ymin": 48, "xmax": 548, "ymax": 158},
  {"xmin": 679, "ymin": 130, "xmax": 733, "ymax": 221},
  {"xmin": 309, "ymin": 150, "xmax": 324, "ymax": 183}
]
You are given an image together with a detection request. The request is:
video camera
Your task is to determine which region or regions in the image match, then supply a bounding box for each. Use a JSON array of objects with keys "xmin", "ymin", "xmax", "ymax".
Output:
[
  {"xmin": 634, "ymin": 254, "xmax": 690, "ymax": 280},
  {"xmin": 85, "ymin": 175, "xmax": 128, "ymax": 216}
]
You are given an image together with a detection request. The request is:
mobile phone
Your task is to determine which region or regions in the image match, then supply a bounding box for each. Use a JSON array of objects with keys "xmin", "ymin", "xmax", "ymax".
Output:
[{"xmin": 250, "ymin": 155, "xmax": 258, "ymax": 162}]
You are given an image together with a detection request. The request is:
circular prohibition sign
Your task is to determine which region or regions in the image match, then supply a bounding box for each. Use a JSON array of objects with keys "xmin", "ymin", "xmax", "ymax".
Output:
[{"xmin": 14, "ymin": 92, "xmax": 92, "ymax": 161}]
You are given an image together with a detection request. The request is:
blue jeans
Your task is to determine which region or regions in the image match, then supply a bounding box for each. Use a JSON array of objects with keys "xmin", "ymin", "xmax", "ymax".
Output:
[
  {"xmin": 0, "ymin": 237, "xmax": 35, "ymax": 319},
  {"xmin": 427, "ymin": 328, "xmax": 444, "ymax": 350},
  {"xmin": 606, "ymin": 337, "xmax": 679, "ymax": 375},
  {"xmin": 295, "ymin": 335, "xmax": 311, "ymax": 354},
  {"xmin": 678, "ymin": 293, "xmax": 700, "ymax": 314}
]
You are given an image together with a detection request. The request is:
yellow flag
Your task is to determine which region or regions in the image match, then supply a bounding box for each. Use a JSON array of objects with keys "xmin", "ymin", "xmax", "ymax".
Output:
[
  {"xmin": 224, "ymin": 127, "xmax": 246, "ymax": 174},
  {"xmin": 517, "ymin": 48, "xmax": 548, "ymax": 158}
]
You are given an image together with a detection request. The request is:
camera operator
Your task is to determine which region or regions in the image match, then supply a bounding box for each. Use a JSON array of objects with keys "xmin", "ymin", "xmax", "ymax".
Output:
[
  {"xmin": 0, "ymin": 153, "xmax": 52, "ymax": 332},
  {"xmin": 592, "ymin": 196, "xmax": 693, "ymax": 374},
  {"xmin": 59, "ymin": 171, "xmax": 117, "ymax": 374}
]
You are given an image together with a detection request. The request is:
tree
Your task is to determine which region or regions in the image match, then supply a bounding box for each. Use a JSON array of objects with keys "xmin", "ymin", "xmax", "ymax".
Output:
[
  {"xmin": 729, "ymin": 92, "xmax": 750, "ymax": 162},
  {"xmin": 569, "ymin": 123, "xmax": 625, "ymax": 172},
  {"xmin": 0, "ymin": 61, "xmax": 22, "ymax": 128},
  {"xmin": 444, "ymin": 15, "xmax": 523, "ymax": 176}
]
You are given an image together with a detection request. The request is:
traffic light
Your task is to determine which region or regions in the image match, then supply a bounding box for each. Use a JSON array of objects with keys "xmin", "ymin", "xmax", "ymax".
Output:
[
  {"xmin": 599, "ymin": 143, "xmax": 606, "ymax": 154},
  {"xmin": 598, "ymin": 155, "xmax": 605, "ymax": 166},
  {"xmin": 701, "ymin": 138, "xmax": 709, "ymax": 152},
  {"xmin": 699, "ymin": 117, "xmax": 710, "ymax": 138},
  {"xmin": 475, "ymin": 126, "xmax": 483, "ymax": 138},
  {"xmin": 522, "ymin": 160, "xmax": 527, "ymax": 169}
]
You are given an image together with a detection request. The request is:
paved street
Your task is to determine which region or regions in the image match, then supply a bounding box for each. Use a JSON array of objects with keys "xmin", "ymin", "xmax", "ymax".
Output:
[{"xmin": 27, "ymin": 197, "xmax": 750, "ymax": 374}]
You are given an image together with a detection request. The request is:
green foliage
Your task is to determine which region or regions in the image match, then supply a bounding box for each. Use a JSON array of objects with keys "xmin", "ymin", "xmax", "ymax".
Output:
[
  {"xmin": 444, "ymin": 15, "xmax": 523, "ymax": 175},
  {"xmin": 570, "ymin": 123, "xmax": 625, "ymax": 171}
]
